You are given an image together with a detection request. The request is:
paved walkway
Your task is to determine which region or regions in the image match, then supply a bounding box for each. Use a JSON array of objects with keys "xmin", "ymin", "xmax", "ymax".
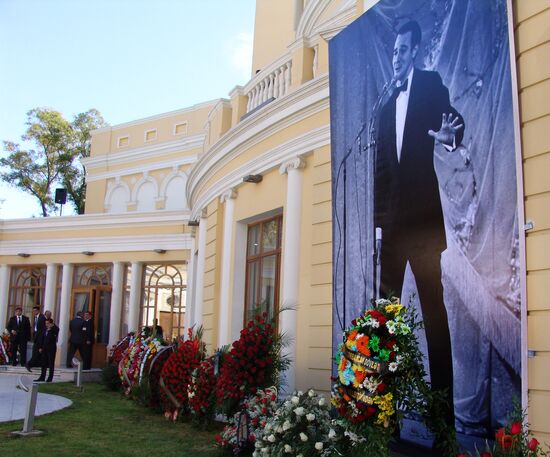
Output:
[{"xmin": 0, "ymin": 371, "xmax": 73, "ymax": 423}]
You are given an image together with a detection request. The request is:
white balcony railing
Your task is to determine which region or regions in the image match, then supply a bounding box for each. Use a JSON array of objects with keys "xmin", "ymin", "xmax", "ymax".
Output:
[{"xmin": 245, "ymin": 58, "xmax": 292, "ymax": 113}]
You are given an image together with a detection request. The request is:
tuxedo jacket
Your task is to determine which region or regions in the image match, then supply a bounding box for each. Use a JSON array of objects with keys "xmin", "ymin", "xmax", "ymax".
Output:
[
  {"xmin": 39, "ymin": 328, "xmax": 58, "ymax": 358},
  {"xmin": 7, "ymin": 315, "xmax": 31, "ymax": 342},
  {"xmin": 82, "ymin": 319, "xmax": 95, "ymax": 344},
  {"xmin": 375, "ymin": 69, "xmax": 465, "ymax": 245},
  {"xmin": 33, "ymin": 314, "xmax": 46, "ymax": 342},
  {"xmin": 69, "ymin": 317, "xmax": 85, "ymax": 344}
]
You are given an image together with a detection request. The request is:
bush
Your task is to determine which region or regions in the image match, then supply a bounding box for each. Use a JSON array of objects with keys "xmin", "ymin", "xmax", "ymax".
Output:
[{"xmin": 102, "ymin": 364, "xmax": 122, "ymax": 391}]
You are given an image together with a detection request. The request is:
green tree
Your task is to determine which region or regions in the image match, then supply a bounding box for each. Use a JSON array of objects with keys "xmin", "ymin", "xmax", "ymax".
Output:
[
  {"xmin": 62, "ymin": 109, "xmax": 107, "ymax": 214},
  {"xmin": 0, "ymin": 107, "xmax": 107, "ymax": 217}
]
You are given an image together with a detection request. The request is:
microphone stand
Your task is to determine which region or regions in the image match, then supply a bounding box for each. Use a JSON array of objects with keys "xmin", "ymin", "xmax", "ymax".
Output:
[
  {"xmin": 364, "ymin": 78, "xmax": 394, "ymax": 304},
  {"xmin": 336, "ymin": 122, "xmax": 366, "ymax": 330}
]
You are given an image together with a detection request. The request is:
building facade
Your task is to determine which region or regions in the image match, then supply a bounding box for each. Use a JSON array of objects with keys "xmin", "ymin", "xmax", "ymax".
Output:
[{"xmin": 1, "ymin": 0, "xmax": 548, "ymax": 444}]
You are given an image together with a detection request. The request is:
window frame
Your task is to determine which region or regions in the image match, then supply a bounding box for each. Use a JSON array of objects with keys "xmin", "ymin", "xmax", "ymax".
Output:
[{"xmin": 243, "ymin": 214, "xmax": 283, "ymax": 326}]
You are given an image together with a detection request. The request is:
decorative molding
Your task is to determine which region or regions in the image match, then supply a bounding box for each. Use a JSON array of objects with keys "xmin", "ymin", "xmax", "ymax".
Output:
[
  {"xmin": 187, "ymin": 74, "xmax": 329, "ymax": 208},
  {"xmin": 0, "ymin": 210, "xmax": 190, "ymax": 233},
  {"xmin": 104, "ymin": 179, "xmax": 131, "ymax": 213},
  {"xmin": 0, "ymin": 233, "xmax": 194, "ymax": 256},
  {"xmin": 219, "ymin": 188, "xmax": 238, "ymax": 204},
  {"xmin": 90, "ymin": 99, "xmax": 220, "ymax": 136},
  {"xmin": 296, "ymin": 0, "xmax": 356, "ymax": 42},
  {"xmin": 144, "ymin": 128, "xmax": 157, "ymax": 142},
  {"xmin": 130, "ymin": 174, "xmax": 159, "ymax": 202},
  {"xmin": 190, "ymin": 124, "xmax": 330, "ymax": 220},
  {"xmin": 86, "ymin": 155, "xmax": 196, "ymax": 183},
  {"xmin": 83, "ymin": 133, "xmax": 204, "ymax": 171},
  {"xmin": 280, "ymin": 155, "xmax": 307, "ymax": 174}
]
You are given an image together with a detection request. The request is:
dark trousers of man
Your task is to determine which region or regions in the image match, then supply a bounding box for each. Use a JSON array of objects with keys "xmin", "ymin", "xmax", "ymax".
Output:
[
  {"xmin": 82, "ymin": 344, "xmax": 93, "ymax": 370},
  {"xmin": 40, "ymin": 350, "xmax": 56, "ymax": 382},
  {"xmin": 380, "ymin": 227, "xmax": 453, "ymax": 397},
  {"xmin": 11, "ymin": 339, "xmax": 27, "ymax": 366},
  {"xmin": 27, "ymin": 339, "xmax": 42, "ymax": 368},
  {"xmin": 66, "ymin": 342, "xmax": 84, "ymax": 368}
]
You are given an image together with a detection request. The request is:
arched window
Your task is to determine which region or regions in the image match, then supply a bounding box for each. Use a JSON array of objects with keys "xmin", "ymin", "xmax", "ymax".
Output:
[
  {"xmin": 8, "ymin": 266, "xmax": 47, "ymax": 317},
  {"xmin": 141, "ymin": 263, "xmax": 187, "ymax": 341}
]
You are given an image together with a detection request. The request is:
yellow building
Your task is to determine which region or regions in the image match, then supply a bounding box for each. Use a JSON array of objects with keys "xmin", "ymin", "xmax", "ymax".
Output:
[{"xmin": 0, "ymin": 0, "xmax": 548, "ymax": 444}]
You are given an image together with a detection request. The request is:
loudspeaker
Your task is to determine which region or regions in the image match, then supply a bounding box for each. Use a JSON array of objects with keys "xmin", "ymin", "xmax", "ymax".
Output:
[{"xmin": 55, "ymin": 188, "xmax": 67, "ymax": 204}]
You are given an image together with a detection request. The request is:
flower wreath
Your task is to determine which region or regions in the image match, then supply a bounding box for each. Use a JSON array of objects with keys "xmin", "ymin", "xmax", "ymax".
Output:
[{"xmin": 332, "ymin": 298, "xmax": 411, "ymax": 428}]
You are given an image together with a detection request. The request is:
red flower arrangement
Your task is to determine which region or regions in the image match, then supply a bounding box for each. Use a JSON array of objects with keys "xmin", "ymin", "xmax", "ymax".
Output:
[
  {"xmin": 159, "ymin": 327, "xmax": 206, "ymax": 420},
  {"xmin": 215, "ymin": 312, "xmax": 288, "ymax": 417},
  {"xmin": 147, "ymin": 345, "xmax": 174, "ymax": 409},
  {"xmin": 108, "ymin": 332, "xmax": 134, "ymax": 366},
  {"xmin": 188, "ymin": 350, "xmax": 228, "ymax": 422},
  {"xmin": 458, "ymin": 401, "xmax": 549, "ymax": 457}
]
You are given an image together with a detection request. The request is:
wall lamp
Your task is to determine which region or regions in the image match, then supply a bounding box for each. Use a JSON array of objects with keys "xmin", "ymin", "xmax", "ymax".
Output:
[
  {"xmin": 82, "ymin": 251, "xmax": 95, "ymax": 256},
  {"xmin": 17, "ymin": 253, "xmax": 31, "ymax": 258},
  {"xmin": 243, "ymin": 174, "xmax": 263, "ymax": 184},
  {"xmin": 153, "ymin": 249, "xmax": 167, "ymax": 254},
  {"xmin": 187, "ymin": 220, "xmax": 200, "ymax": 227}
]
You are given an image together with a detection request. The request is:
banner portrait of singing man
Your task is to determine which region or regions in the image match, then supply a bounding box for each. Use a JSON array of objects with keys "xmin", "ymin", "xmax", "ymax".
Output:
[{"xmin": 331, "ymin": 0, "xmax": 522, "ymax": 444}]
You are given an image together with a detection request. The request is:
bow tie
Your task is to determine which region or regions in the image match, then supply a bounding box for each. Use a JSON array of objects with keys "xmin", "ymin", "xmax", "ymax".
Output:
[{"xmin": 393, "ymin": 79, "xmax": 408, "ymax": 96}]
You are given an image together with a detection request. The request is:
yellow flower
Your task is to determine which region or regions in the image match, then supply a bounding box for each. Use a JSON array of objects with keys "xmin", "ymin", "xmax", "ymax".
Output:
[{"xmin": 385, "ymin": 304, "xmax": 404, "ymax": 316}]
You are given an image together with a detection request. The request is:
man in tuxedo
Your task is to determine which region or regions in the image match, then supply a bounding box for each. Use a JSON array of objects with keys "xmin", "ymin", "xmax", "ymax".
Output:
[
  {"xmin": 35, "ymin": 318, "xmax": 58, "ymax": 382},
  {"xmin": 7, "ymin": 307, "xmax": 31, "ymax": 366},
  {"xmin": 66, "ymin": 311, "xmax": 85, "ymax": 368},
  {"xmin": 82, "ymin": 311, "xmax": 95, "ymax": 370},
  {"xmin": 374, "ymin": 21, "xmax": 464, "ymax": 398},
  {"xmin": 25, "ymin": 306, "xmax": 46, "ymax": 371}
]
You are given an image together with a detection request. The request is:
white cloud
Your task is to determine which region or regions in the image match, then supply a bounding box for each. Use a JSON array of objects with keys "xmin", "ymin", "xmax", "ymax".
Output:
[{"xmin": 224, "ymin": 32, "xmax": 253, "ymax": 82}]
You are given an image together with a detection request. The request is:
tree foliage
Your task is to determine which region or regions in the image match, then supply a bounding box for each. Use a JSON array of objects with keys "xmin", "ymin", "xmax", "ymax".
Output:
[{"xmin": 0, "ymin": 107, "xmax": 107, "ymax": 216}]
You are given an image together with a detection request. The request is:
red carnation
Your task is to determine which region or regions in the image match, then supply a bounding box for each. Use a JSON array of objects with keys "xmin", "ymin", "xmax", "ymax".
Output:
[
  {"xmin": 510, "ymin": 422, "xmax": 522, "ymax": 435},
  {"xmin": 528, "ymin": 438, "xmax": 539, "ymax": 451}
]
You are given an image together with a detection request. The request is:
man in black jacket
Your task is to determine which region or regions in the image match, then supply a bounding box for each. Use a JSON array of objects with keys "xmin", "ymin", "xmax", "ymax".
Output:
[
  {"xmin": 25, "ymin": 306, "xmax": 46, "ymax": 371},
  {"xmin": 66, "ymin": 311, "xmax": 85, "ymax": 368},
  {"xmin": 82, "ymin": 311, "xmax": 95, "ymax": 370},
  {"xmin": 35, "ymin": 318, "xmax": 58, "ymax": 382},
  {"xmin": 375, "ymin": 21, "xmax": 464, "ymax": 397},
  {"xmin": 7, "ymin": 307, "xmax": 31, "ymax": 366}
]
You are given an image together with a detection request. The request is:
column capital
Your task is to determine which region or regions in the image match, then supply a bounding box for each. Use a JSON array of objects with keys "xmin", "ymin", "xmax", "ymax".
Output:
[
  {"xmin": 220, "ymin": 188, "xmax": 238, "ymax": 204},
  {"xmin": 279, "ymin": 155, "xmax": 306, "ymax": 175}
]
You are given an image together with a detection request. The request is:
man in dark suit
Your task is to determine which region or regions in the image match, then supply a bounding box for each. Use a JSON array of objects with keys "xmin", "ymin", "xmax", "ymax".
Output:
[
  {"xmin": 25, "ymin": 306, "xmax": 46, "ymax": 371},
  {"xmin": 7, "ymin": 307, "xmax": 31, "ymax": 366},
  {"xmin": 82, "ymin": 311, "xmax": 95, "ymax": 370},
  {"xmin": 35, "ymin": 318, "xmax": 58, "ymax": 382},
  {"xmin": 66, "ymin": 311, "xmax": 85, "ymax": 368},
  {"xmin": 375, "ymin": 21, "xmax": 464, "ymax": 398}
]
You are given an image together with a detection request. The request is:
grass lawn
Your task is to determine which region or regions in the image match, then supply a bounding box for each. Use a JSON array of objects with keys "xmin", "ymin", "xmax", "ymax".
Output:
[{"xmin": 0, "ymin": 382, "xmax": 224, "ymax": 457}]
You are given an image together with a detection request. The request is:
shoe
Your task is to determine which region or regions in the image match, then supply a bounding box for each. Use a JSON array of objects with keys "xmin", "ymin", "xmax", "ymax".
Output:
[
  {"xmin": 34, "ymin": 378, "xmax": 45, "ymax": 382},
  {"xmin": 46, "ymin": 379, "xmax": 53, "ymax": 383},
  {"xmin": 25, "ymin": 364, "xmax": 32, "ymax": 373}
]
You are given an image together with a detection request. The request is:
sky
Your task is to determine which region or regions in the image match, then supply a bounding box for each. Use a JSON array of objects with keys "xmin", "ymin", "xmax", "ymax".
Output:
[{"xmin": 0, "ymin": 0, "xmax": 256, "ymax": 219}]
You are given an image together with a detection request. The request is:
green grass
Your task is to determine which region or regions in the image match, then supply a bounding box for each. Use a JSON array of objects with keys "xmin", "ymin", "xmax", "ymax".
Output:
[{"xmin": 0, "ymin": 382, "xmax": 224, "ymax": 457}]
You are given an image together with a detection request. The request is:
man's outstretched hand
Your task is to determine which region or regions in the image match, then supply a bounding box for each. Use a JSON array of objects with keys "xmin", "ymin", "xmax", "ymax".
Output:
[{"xmin": 428, "ymin": 113, "xmax": 463, "ymax": 146}]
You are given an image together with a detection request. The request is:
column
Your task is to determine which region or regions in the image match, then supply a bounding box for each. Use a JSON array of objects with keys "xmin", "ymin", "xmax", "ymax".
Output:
[
  {"xmin": 109, "ymin": 261, "xmax": 124, "ymax": 347},
  {"xmin": 127, "ymin": 261, "xmax": 143, "ymax": 334},
  {"xmin": 279, "ymin": 155, "xmax": 306, "ymax": 394},
  {"xmin": 218, "ymin": 188, "xmax": 237, "ymax": 347},
  {"xmin": 184, "ymin": 235, "xmax": 197, "ymax": 333},
  {"xmin": 0, "ymin": 264, "xmax": 11, "ymax": 327},
  {"xmin": 193, "ymin": 210, "xmax": 208, "ymax": 328},
  {"xmin": 58, "ymin": 263, "xmax": 73, "ymax": 367},
  {"xmin": 44, "ymin": 263, "xmax": 58, "ymax": 312}
]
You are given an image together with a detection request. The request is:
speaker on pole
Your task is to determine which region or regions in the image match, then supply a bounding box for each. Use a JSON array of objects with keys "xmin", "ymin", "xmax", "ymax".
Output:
[{"xmin": 55, "ymin": 188, "xmax": 67, "ymax": 204}]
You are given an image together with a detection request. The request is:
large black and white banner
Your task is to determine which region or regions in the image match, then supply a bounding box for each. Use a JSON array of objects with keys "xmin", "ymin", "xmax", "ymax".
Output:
[{"xmin": 330, "ymin": 0, "xmax": 523, "ymax": 440}]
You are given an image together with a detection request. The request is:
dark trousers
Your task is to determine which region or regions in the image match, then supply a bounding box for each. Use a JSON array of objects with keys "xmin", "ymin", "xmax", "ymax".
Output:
[
  {"xmin": 27, "ymin": 340, "xmax": 42, "ymax": 368},
  {"xmin": 66, "ymin": 342, "xmax": 84, "ymax": 367},
  {"xmin": 40, "ymin": 350, "xmax": 56, "ymax": 382},
  {"xmin": 82, "ymin": 343, "xmax": 93, "ymax": 370},
  {"xmin": 380, "ymin": 227, "xmax": 453, "ymax": 395},
  {"xmin": 11, "ymin": 339, "xmax": 28, "ymax": 366}
]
